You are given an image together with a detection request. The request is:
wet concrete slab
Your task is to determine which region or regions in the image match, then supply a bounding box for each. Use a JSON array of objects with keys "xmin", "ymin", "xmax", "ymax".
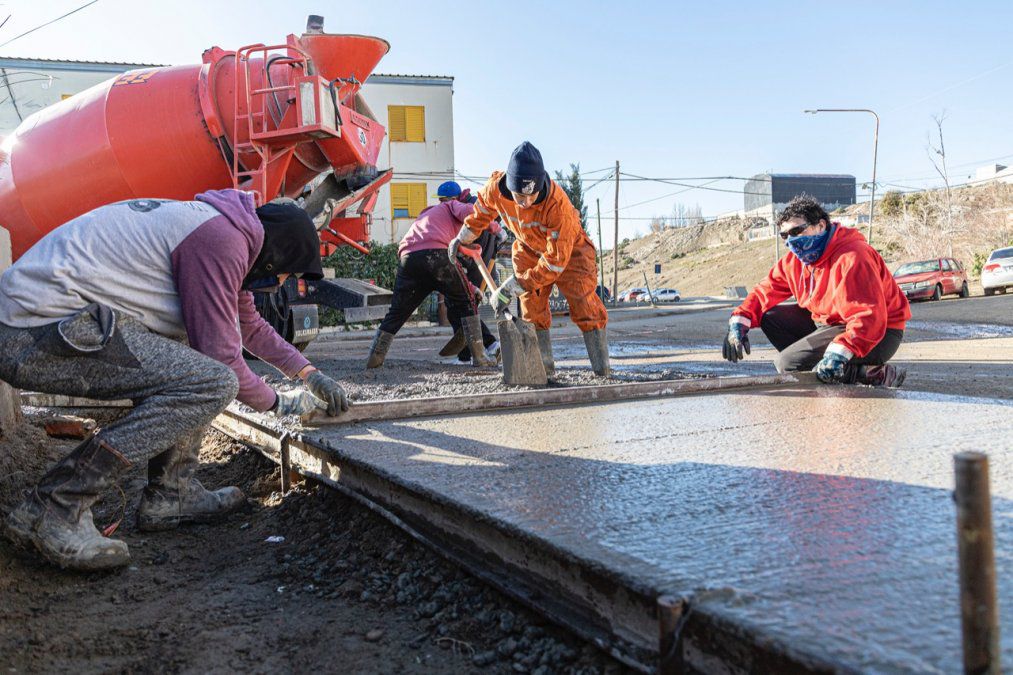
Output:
[{"xmin": 302, "ymin": 385, "xmax": 1013, "ymax": 672}]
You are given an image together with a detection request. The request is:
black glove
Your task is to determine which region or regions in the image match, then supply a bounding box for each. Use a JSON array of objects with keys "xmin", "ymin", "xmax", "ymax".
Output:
[
  {"xmin": 721, "ymin": 320, "xmax": 751, "ymax": 363},
  {"xmin": 305, "ymin": 370, "xmax": 349, "ymax": 416}
]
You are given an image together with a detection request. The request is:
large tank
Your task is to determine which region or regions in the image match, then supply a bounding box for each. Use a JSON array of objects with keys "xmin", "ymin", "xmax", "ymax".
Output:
[{"xmin": 0, "ymin": 20, "xmax": 390, "ymax": 260}]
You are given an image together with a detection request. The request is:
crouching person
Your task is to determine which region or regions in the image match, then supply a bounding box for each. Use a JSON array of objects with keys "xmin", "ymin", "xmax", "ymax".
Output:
[
  {"xmin": 0, "ymin": 191, "xmax": 349, "ymax": 570},
  {"xmin": 722, "ymin": 195, "xmax": 910, "ymax": 387}
]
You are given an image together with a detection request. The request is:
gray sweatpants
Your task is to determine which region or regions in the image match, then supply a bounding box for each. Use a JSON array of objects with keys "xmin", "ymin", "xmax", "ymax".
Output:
[{"xmin": 0, "ymin": 310, "xmax": 238, "ymax": 464}]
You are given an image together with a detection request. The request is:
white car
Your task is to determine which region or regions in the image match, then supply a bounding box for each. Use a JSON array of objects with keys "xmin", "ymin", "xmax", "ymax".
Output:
[
  {"xmin": 981, "ymin": 246, "xmax": 1013, "ymax": 296},
  {"xmin": 650, "ymin": 288, "xmax": 681, "ymax": 302}
]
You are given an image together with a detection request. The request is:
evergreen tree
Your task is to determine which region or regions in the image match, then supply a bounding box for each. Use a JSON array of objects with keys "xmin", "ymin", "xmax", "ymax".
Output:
[{"xmin": 554, "ymin": 163, "xmax": 588, "ymax": 231}]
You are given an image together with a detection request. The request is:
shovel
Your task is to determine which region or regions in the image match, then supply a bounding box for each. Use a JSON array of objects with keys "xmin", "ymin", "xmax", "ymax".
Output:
[{"xmin": 460, "ymin": 246, "xmax": 546, "ymax": 386}]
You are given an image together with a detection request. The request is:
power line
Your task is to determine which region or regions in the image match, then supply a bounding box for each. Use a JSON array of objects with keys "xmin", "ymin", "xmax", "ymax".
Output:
[{"xmin": 0, "ymin": 0, "xmax": 100, "ymax": 50}]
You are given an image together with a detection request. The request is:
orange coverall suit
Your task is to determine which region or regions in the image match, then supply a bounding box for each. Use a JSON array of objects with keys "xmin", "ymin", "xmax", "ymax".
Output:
[{"xmin": 463, "ymin": 171, "xmax": 608, "ymax": 332}]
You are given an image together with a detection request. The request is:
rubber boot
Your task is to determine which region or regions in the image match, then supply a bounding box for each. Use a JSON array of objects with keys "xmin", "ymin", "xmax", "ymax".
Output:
[
  {"xmin": 4, "ymin": 436, "xmax": 132, "ymax": 571},
  {"xmin": 365, "ymin": 330, "xmax": 394, "ymax": 369},
  {"xmin": 855, "ymin": 364, "xmax": 907, "ymax": 388},
  {"xmin": 463, "ymin": 315, "xmax": 495, "ymax": 367},
  {"xmin": 137, "ymin": 435, "xmax": 246, "ymax": 532},
  {"xmin": 582, "ymin": 327, "xmax": 611, "ymax": 376},
  {"xmin": 535, "ymin": 329, "xmax": 555, "ymax": 376}
]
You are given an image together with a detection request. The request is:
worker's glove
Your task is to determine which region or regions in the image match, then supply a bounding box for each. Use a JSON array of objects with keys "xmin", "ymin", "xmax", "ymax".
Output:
[
  {"xmin": 448, "ymin": 225, "xmax": 479, "ymax": 262},
  {"xmin": 272, "ymin": 390, "xmax": 325, "ymax": 417},
  {"xmin": 491, "ymin": 275, "xmax": 524, "ymax": 315},
  {"xmin": 814, "ymin": 350, "xmax": 850, "ymax": 384},
  {"xmin": 305, "ymin": 370, "xmax": 350, "ymax": 416},
  {"xmin": 721, "ymin": 319, "xmax": 751, "ymax": 363}
]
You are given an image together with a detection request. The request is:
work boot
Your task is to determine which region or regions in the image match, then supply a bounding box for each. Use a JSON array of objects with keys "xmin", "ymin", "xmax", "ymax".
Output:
[
  {"xmin": 582, "ymin": 327, "xmax": 611, "ymax": 376},
  {"xmin": 365, "ymin": 330, "xmax": 394, "ymax": 369},
  {"xmin": 856, "ymin": 364, "xmax": 907, "ymax": 388},
  {"xmin": 137, "ymin": 437, "xmax": 245, "ymax": 532},
  {"xmin": 535, "ymin": 329, "xmax": 555, "ymax": 376},
  {"xmin": 463, "ymin": 315, "xmax": 495, "ymax": 367},
  {"xmin": 4, "ymin": 436, "xmax": 132, "ymax": 571}
]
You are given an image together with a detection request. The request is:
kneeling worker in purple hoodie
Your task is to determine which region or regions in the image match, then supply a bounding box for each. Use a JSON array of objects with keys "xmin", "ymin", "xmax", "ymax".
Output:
[{"xmin": 0, "ymin": 189, "xmax": 349, "ymax": 571}]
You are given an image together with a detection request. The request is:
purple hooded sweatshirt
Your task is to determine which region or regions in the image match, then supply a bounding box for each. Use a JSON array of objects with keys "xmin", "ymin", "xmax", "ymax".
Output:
[{"xmin": 0, "ymin": 189, "xmax": 310, "ymax": 411}]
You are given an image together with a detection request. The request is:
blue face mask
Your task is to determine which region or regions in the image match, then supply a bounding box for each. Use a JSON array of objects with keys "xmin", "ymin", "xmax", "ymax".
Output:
[{"xmin": 785, "ymin": 225, "xmax": 834, "ymax": 265}]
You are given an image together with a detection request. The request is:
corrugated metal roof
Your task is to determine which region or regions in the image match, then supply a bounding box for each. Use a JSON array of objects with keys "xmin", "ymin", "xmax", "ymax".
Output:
[
  {"xmin": 0, "ymin": 58, "xmax": 450, "ymax": 78},
  {"xmin": 0, "ymin": 55, "xmax": 165, "ymax": 67}
]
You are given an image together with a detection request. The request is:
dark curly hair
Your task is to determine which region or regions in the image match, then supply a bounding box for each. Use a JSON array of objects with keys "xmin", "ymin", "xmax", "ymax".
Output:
[{"xmin": 776, "ymin": 195, "xmax": 831, "ymax": 228}]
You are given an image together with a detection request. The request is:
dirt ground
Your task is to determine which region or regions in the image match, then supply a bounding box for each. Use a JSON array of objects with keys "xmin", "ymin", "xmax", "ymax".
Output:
[{"xmin": 0, "ymin": 411, "xmax": 626, "ymax": 674}]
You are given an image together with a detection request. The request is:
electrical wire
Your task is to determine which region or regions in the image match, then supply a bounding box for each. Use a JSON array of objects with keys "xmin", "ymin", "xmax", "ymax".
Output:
[{"xmin": 0, "ymin": 0, "xmax": 100, "ymax": 49}]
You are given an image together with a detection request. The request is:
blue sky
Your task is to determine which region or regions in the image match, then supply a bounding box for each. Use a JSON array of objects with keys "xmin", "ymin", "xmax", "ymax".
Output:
[{"xmin": 2, "ymin": 0, "xmax": 1012, "ymax": 244}]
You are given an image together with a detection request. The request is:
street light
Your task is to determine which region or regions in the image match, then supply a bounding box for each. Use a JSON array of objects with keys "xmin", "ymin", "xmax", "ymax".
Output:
[{"xmin": 804, "ymin": 108, "xmax": 880, "ymax": 244}]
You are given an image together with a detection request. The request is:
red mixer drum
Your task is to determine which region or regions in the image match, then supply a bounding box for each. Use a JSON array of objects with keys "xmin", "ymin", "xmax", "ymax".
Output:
[{"xmin": 0, "ymin": 25, "xmax": 389, "ymax": 260}]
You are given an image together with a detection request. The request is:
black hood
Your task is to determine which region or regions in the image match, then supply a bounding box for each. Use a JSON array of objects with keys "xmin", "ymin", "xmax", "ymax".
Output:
[{"xmin": 243, "ymin": 202, "xmax": 324, "ymax": 289}]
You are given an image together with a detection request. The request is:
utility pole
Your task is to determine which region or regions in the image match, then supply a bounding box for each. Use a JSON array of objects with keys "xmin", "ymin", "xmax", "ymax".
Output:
[
  {"xmin": 612, "ymin": 160, "xmax": 619, "ymax": 299},
  {"xmin": 596, "ymin": 199, "xmax": 606, "ymax": 302}
]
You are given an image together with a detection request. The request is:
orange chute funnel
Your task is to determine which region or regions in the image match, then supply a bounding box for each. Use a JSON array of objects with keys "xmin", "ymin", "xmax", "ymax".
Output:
[{"xmin": 297, "ymin": 33, "xmax": 390, "ymax": 95}]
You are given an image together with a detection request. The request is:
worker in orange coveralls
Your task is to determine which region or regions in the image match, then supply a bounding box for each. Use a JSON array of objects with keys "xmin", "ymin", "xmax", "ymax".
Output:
[{"xmin": 448, "ymin": 142, "xmax": 610, "ymax": 376}]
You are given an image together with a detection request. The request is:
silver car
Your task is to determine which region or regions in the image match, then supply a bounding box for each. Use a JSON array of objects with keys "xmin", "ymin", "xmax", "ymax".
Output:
[{"xmin": 981, "ymin": 246, "xmax": 1013, "ymax": 296}]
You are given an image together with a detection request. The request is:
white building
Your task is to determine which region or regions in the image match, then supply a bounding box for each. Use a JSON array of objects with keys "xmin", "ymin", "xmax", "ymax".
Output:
[
  {"xmin": 360, "ymin": 74, "xmax": 457, "ymax": 245},
  {"xmin": 1, "ymin": 58, "xmax": 457, "ymax": 245},
  {"xmin": 973, "ymin": 163, "xmax": 1013, "ymax": 186}
]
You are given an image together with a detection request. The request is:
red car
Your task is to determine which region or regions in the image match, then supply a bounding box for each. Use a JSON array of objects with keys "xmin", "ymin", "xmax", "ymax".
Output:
[{"xmin": 893, "ymin": 257, "xmax": 969, "ymax": 301}]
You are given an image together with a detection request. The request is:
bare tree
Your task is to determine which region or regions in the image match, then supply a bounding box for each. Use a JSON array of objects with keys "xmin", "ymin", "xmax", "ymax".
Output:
[
  {"xmin": 927, "ymin": 111, "xmax": 956, "ymax": 256},
  {"xmin": 649, "ymin": 216, "xmax": 666, "ymax": 234}
]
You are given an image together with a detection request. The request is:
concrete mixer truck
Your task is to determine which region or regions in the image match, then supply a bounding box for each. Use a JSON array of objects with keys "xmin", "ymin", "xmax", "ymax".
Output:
[{"xmin": 0, "ymin": 14, "xmax": 395, "ymax": 348}]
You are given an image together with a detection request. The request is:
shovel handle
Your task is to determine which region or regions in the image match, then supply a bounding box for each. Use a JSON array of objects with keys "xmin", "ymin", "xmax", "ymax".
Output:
[{"xmin": 461, "ymin": 246, "xmax": 515, "ymax": 321}]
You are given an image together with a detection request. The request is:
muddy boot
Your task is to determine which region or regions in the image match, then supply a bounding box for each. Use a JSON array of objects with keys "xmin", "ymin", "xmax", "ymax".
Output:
[
  {"xmin": 582, "ymin": 327, "xmax": 611, "ymax": 376},
  {"xmin": 535, "ymin": 329, "xmax": 555, "ymax": 376},
  {"xmin": 137, "ymin": 438, "xmax": 245, "ymax": 532},
  {"xmin": 485, "ymin": 340, "xmax": 502, "ymax": 365},
  {"xmin": 856, "ymin": 364, "xmax": 907, "ymax": 388},
  {"xmin": 4, "ymin": 437, "xmax": 132, "ymax": 571},
  {"xmin": 365, "ymin": 330, "xmax": 394, "ymax": 369},
  {"xmin": 463, "ymin": 315, "xmax": 495, "ymax": 367}
]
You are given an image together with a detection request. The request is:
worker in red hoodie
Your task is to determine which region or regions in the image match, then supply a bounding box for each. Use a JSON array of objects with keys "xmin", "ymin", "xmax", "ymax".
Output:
[{"xmin": 722, "ymin": 195, "xmax": 910, "ymax": 386}]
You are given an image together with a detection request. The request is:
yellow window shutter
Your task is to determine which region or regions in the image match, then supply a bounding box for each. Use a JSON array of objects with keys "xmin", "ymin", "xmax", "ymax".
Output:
[
  {"xmin": 405, "ymin": 106, "xmax": 425, "ymax": 142},
  {"xmin": 391, "ymin": 183, "xmax": 410, "ymax": 219},
  {"xmin": 387, "ymin": 105, "xmax": 406, "ymax": 142},
  {"xmin": 408, "ymin": 183, "xmax": 428, "ymax": 217}
]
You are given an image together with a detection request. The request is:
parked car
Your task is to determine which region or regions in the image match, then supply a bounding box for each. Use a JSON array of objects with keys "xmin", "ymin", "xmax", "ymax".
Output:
[
  {"xmin": 893, "ymin": 257, "xmax": 969, "ymax": 301},
  {"xmin": 595, "ymin": 285, "xmax": 612, "ymax": 302},
  {"xmin": 650, "ymin": 288, "xmax": 682, "ymax": 302},
  {"xmin": 981, "ymin": 246, "xmax": 1013, "ymax": 296},
  {"xmin": 617, "ymin": 287, "xmax": 648, "ymax": 302}
]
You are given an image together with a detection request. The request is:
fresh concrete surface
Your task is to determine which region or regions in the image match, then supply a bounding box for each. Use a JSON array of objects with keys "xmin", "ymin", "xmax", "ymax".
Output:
[{"xmin": 304, "ymin": 384, "xmax": 1012, "ymax": 672}]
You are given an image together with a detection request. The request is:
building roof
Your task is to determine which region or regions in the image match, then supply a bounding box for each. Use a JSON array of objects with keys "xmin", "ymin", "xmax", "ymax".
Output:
[
  {"xmin": 0, "ymin": 56, "xmax": 165, "ymax": 73},
  {"xmin": 753, "ymin": 173, "xmax": 856, "ymax": 180},
  {"xmin": 0, "ymin": 57, "xmax": 452, "ymax": 84}
]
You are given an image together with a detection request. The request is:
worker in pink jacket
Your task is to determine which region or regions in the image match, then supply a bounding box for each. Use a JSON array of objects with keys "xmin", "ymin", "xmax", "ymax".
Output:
[{"xmin": 365, "ymin": 181, "xmax": 502, "ymax": 368}]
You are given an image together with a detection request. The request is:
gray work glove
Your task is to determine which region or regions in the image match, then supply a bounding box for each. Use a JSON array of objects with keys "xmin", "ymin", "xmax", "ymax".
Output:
[
  {"xmin": 305, "ymin": 370, "xmax": 349, "ymax": 416},
  {"xmin": 272, "ymin": 390, "xmax": 325, "ymax": 417},
  {"xmin": 491, "ymin": 275, "xmax": 524, "ymax": 316},
  {"xmin": 721, "ymin": 319, "xmax": 751, "ymax": 363},
  {"xmin": 448, "ymin": 224, "xmax": 479, "ymax": 262}
]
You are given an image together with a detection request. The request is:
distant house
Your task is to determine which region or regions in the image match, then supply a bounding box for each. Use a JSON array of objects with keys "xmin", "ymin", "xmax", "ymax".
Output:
[{"xmin": 743, "ymin": 173, "xmax": 857, "ymax": 238}]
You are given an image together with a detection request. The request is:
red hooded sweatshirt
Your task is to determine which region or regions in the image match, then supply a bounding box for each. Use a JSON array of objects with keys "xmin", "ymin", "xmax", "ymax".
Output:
[{"xmin": 732, "ymin": 226, "xmax": 910, "ymax": 359}]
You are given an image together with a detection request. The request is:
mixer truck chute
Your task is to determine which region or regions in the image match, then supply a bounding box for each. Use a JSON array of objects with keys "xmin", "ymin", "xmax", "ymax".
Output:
[{"xmin": 0, "ymin": 15, "xmax": 396, "ymax": 347}]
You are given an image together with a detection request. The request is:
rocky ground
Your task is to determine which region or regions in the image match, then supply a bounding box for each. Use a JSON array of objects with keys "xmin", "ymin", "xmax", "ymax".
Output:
[{"xmin": 0, "ymin": 409, "xmax": 629, "ymax": 674}]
